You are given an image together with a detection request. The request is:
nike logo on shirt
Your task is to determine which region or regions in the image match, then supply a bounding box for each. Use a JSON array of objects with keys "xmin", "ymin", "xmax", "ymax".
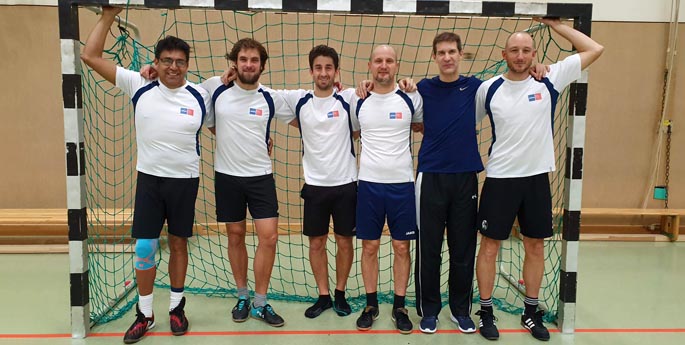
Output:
[{"xmin": 459, "ymin": 87, "xmax": 469, "ymax": 91}]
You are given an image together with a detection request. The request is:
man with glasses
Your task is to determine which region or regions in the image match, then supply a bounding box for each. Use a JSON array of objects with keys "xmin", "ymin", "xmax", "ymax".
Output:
[{"xmin": 81, "ymin": 7, "xmax": 211, "ymax": 344}]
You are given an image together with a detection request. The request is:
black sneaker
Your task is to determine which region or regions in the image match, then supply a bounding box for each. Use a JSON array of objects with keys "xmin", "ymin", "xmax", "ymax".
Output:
[
  {"xmin": 391, "ymin": 307, "xmax": 413, "ymax": 334},
  {"xmin": 231, "ymin": 296, "xmax": 250, "ymax": 322},
  {"xmin": 333, "ymin": 295, "xmax": 352, "ymax": 316},
  {"xmin": 305, "ymin": 297, "xmax": 332, "ymax": 318},
  {"xmin": 169, "ymin": 297, "xmax": 189, "ymax": 336},
  {"xmin": 476, "ymin": 309, "xmax": 499, "ymax": 341},
  {"xmin": 251, "ymin": 303, "xmax": 285, "ymax": 327},
  {"xmin": 123, "ymin": 304, "xmax": 155, "ymax": 344},
  {"xmin": 521, "ymin": 310, "xmax": 550, "ymax": 341},
  {"xmin": 355, "ymin": 306, "xmax": 379, "ymax": 331}
]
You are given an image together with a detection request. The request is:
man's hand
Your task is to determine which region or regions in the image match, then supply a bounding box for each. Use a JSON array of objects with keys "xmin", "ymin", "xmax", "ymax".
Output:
[
  {"xmin": 529, "ymin": 63, "xmax": 550, "ymax": 81},
  {"xmin": 533, "ymin": 16, "xmax": 561, "ymax": 27},
  {"xmin": 356, "ymin": 80, "xmax": 373, "ymax": 98},
  {"xmin": 221, "ymin": 65, "xmax": 238, "ymax": 85},
  {"xmin": 398, "ymin": 78, "xmax": 417, "ymax": 92},
  {"xmin": 140, "ymin": 64, "xmax": 158, "ymax": 80},
  {"xmin": 101, "ymin": 6, "xmax": 123, "ymax": 18}
]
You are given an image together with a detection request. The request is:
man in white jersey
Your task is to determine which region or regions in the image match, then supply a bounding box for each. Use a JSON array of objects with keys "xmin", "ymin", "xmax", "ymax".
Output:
[
  {"xmin": 474, "ymin": 17, "xmax": 603, "ymax": 341},
  {"xmin": 81, "ymin": 7, "xmax": 212, "ymax": 344},
  {"xmin": 201, "ymin": 38, "xmax": 294, "ymax": 327},
  {"xmin": 350, "ymin": 45, "xmax": 423, "ymax": 334},
  {"xmin": 277, "ymin": 45, "xmax": 359, "ymax": 319},
  {"xmin": 218, "ymin": 45, "xmax": 359, "ymax": 319}
]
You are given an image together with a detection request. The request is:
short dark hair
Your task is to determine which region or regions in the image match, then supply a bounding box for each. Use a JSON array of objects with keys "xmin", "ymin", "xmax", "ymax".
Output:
[
  {"xmin": 226, "ymin": 38, "xmax": 269, "ymax": 70},
  {"xmin": 154, "ymin": 36, "xmax": 190, "ymax": 61},
  {"xmin": 432, "ymin": 32, "xmax": 462, "ymax": 55},
  {"xmin": 308, "ymin": 45, "xmax": 339, "ymax": 70}
]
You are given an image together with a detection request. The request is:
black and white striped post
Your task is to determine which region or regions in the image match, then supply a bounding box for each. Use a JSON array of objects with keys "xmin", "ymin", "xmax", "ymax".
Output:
[
  {"xmin": 59, "ymin": 0, "xmax": 89, "ymax": 338},
  {"xmin": 549, "ymin": 3, "xmax": 593, "ymax": 334},
  {"xmin": 60, "ymin": 0, "xmax": 591, "ymax": 336}
]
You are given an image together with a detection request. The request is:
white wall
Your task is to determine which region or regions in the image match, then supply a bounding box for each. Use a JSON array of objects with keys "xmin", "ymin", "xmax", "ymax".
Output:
[{"xmin": 0, "ymin": 0, "xmax": 682, "ymax": 23}]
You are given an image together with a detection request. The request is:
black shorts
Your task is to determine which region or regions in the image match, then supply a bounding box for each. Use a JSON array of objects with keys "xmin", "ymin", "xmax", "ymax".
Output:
[
  {"xmin": 215, "ymin": 172, "xmax": 279, "ymax": 222},
  {"xmin": 132, "ymin": 172, "xmax": 199, "ymax": 239},
  {"xmin": 301, "ymin": 182, "xmax": 357, "ymax": 237},
  {"xmin": 477, "ymin": 173, "xmax": 553, "ymax": 240}
]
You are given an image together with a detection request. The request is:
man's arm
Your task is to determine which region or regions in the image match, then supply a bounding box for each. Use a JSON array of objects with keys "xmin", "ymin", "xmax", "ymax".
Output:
[
  {"xmin": 80, "ymin": 7, "xmax": 123, "ymax": 84},
  {"xmin": 535, "ymin": 17, "xmax": 604, "ymax": 70}
]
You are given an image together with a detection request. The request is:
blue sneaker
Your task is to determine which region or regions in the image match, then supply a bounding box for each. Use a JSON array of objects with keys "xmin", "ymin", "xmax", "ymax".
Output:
[
  {"xmin": 251, "ymin": 303, "xmax": 285, "ymax": 327},
  {"xmin": 419, "ymin": 316, "xmax": 438, "ymax": 334},
  {"xmin": 231, "ymin": 296, "xmax": 250, "ymax": 322},
  {"xmin": 451, "ymin": 314, "xmax": 476, "ymax": 333}
]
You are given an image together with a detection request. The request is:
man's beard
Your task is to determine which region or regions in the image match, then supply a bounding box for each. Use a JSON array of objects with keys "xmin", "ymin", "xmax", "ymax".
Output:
[
  {"xmin": 237, "ymin": 69, "xmax": 261, "ymax": 85},
  {"xmin": 506, "ymin": 60, "xmax": 533, "ymax": 74}
]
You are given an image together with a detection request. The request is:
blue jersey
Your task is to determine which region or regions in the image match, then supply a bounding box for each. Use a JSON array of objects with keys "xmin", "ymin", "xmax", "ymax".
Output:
[{"xmin": 416, "ymin": 75, "xmax": 484, "ymax": 174}]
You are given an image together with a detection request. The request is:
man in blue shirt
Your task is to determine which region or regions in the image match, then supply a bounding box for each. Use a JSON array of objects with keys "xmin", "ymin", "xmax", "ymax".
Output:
[{"xmin": 414, "ymin": 32, "xmax": 483, "ymax": 334}]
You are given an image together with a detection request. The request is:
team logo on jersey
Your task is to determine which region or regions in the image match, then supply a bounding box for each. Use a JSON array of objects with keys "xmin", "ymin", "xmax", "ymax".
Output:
[
  {"xmin": 249, "ymin": 108, "xmax": 263, "ymax": 116},
  {"xmin": 389, "ymin": 112, "xmax": 403, "ymax": 119},
  {"xmin": 327, "ymin": 110, "xmax": 340, "ymax": 118},
  {"xmin": 180, "ymin": 107, "xmax": 194, "ymax": 116},
  {"xmin": 528, "ymin": 93, "xmax": 542, "ymax": 102}
]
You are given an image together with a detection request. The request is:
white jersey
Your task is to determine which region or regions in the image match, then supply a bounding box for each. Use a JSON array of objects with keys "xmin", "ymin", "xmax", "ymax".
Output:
[
  {"xmin": 115, "ymin": 66, "xmax": 211, "ymax": 178},
  {"xmin": 281, "ymin": 88, "xmax": 359, "ymax": 187},
  {"xmin": 202, "ymin": 77, "xmax": 295, "ymax": 177},
  {"xmin": 476, "ymin": 54, "xmax": 582, "ymax": 178},
  {"xmin": 351, "ymin": 86, "xmax": 423, "ymax": 183}
]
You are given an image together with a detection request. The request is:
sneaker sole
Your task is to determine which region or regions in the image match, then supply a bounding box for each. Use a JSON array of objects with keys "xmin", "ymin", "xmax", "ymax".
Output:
[
  {"xmin": 170, "ymin": 323, "xmax": 188, "ymax": 336},
  {"xmin": 304, "ymin": 304, "xmax": 332, "ymax": 319},
  {"xmin": 232, "ymin": 316, "xmax": 249, "ymax": 323},
  {"xmin": 521, "ymin": 322, "xmax": 550, "ymax": 341},
  {"xmin": 123, "ymin": 322, "xmax": 155, "ymax": 344},
  {"xmin": 333, "ymin": 305, "xmax": 351, "ymax": 317},
  {"xmin": 450, "ymin": 314, "xmax": 476, "ymax": 333},
  {"xmin": 479, "ymin": 333, "xmax": 500, "ymax": 341},
  {"xmin": 391, "ymin": 316, "xmax": 413, "ymax": 335},
  {"xmin": 419, "ymin": 318, "xmax": 438, "ymax": 334},
  {"xmin": 419, "ymin": 327, "xmax": 437, "ymax": 334},
  {"xmin": 251, "ymin": 314, "xmax": 284, "ymax": 327},
  {"xmin": 356, "ymin": 313, "xmax": 380, "ymax": 331},
  {"xmin": 171, "ymin": 329, "xmax": 188, "ymax": 336}
]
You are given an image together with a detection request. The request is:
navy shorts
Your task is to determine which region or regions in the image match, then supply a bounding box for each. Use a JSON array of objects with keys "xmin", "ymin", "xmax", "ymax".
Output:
[
  {"xmin": 477, "ymin": 173, "xmax": 553, "ymax": 240},
  {"xmin": 356, "ymin": 180, "xmax": 417, "ymax": 241},
  {"xmin": 132, "ymin": 171, "xmax": 199, "ymax": 239}
]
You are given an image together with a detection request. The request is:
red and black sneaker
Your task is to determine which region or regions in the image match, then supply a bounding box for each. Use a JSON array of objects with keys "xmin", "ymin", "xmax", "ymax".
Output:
[
  {"xmin": 123, "ymin": 304, "xmax": 155, "ymax": 344},
  {"xmin": 169, "ymin": 296, "xmax": 189, "ymax": 336}
]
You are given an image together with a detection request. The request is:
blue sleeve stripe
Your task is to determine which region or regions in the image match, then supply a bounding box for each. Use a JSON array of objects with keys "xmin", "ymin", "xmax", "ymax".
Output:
[
  {"xmin": 186, "ymin": 85, "xmax": 208, "ymax": 156},
  {"xmin": 294, "ymin": 93, "xmax": 313, "ymax": 155},
  {"xmin": 355, "ymin": 97, "xmax": 366, "ymax": 119},
  {"xmin": 259, "ymin": 88, "xmax": 276, "ymax": 148},
  {"xmin": 334, "ymin": 93, "xmax": 356, "ymax": 158},
  {"xmin": 539, "ymin": 78, "xmax": 560, "ymax": 136},
  {"xmin": 395, "ymin": 89, "xmax": 415, "ymax": 116},
  {"xmin": 484, "ymin": 77, "xmax": 505, "ymax": 157},
  {"xmin": 131, "ymin": 81, "xmax": 159, "ymax": 110},
  {"xmin": 211, "ymin": 81, "xmax": 233, "ymax": 113}
]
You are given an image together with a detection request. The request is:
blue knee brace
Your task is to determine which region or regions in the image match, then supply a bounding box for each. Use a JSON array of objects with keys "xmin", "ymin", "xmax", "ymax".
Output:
[{"xmin": 135, "ymin": 238, "xmax": 159, "ymax": 270}]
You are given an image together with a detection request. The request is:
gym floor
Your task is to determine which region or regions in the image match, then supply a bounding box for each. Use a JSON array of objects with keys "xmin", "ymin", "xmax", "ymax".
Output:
[{"xmin": 1, "ymin": 241, "xmax": 683, "ymax": 344}]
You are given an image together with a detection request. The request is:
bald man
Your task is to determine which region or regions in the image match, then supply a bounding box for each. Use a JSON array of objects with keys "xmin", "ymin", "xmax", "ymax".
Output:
[
  {"xmin": 474, "ymin": 17, "xmax": 603, "ymax": 341},
  {"xmin": 348, "ymin": 45, "xmax": 423, "ymax": 334}
]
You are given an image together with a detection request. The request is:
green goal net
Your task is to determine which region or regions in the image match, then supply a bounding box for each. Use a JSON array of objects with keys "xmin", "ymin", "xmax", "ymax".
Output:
[{"xmin": 81, "ymin": 7, "xmax": 572, "ymax": 325}]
